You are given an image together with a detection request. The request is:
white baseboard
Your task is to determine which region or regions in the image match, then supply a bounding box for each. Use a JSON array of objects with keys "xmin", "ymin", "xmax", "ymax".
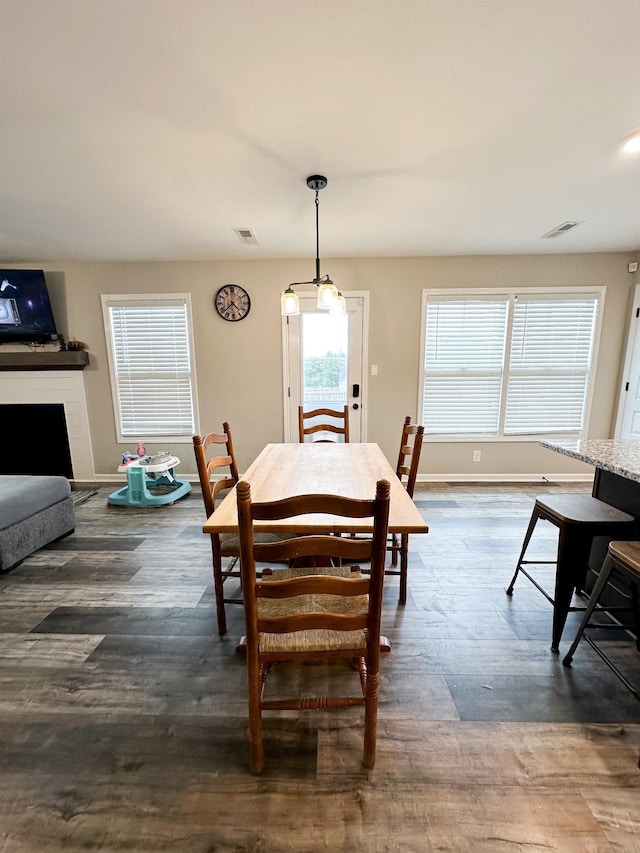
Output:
[{"xmin": 417, "ymin": 473, "xmax": 592, "ymax": 483}]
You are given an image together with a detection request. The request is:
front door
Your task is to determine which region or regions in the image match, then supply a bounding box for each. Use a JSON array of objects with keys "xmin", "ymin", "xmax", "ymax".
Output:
[
  {"xmin": 615, "ymin": 283, "xmax": 640, "ymax": 438},
  {"xmin": 282, "ymin": 293, "xmax": 367, "ymax": 442}
]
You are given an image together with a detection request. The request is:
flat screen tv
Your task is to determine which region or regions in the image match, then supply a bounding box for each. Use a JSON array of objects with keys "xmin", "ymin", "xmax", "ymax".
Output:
[{"xmin": 0, "ymin": 269, "xmax": 58, "ymax": 343}]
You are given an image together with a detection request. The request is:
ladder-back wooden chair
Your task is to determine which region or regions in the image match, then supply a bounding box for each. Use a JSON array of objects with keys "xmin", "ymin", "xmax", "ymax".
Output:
[
  {"xmin": 388, "ymin": 416, "xmax": 424, "ymax": 605},
  {"xmin": 298, "ymin": 405, "xmax": 350, "ymax": 443},
  {"xmin": 193, "ymin": 424, "xmax": 241, "ymax": 635},
  {"xmin": 236, "ymin": 478, "xmax": 391, "ymax": 774}
]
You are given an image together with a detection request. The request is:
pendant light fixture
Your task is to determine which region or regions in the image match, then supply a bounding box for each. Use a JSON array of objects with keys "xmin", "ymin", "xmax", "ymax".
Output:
[{"xmin": 280, "ymin": 175, "xmax": 346, "ymax": 316}]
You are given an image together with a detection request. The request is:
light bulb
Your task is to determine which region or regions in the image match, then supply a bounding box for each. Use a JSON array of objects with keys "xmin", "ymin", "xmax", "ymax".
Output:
[
  {"xmin": 317, "ymin": 278, "xmax": 338, "ymax": 310},
  {"xmin": 280, "ymin": 287, "xmax": 300, "ymax": 316}
]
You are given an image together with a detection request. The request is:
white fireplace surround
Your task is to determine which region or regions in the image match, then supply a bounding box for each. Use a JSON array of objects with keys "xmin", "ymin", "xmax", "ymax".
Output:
[{"xmin": 0, "ymin": 370, "xmax": 95, "ymax": 481}]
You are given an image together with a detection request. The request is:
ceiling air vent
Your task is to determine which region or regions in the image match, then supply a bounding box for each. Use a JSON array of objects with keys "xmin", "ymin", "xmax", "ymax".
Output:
[
  {"xmin": 234, "ymin": 228, "xmax": 259, "ymax": 245},
  {"xmin": 541, "ymin": 221, "xmax": 582, "ymax": 239}
]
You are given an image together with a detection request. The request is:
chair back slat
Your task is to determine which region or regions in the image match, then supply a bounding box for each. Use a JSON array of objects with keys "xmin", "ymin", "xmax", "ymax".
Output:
[
  {"xmin": 251, "ymin": 491, "xmax": 377, "ymax": 521},
  {"xmin": 255, "ymin": 536, "xmax": 376, "ymax": 564},
  {"xmin": 258, "ymin": 611, "xmax": 370, "ymax": 634},
  {"xmin": 255, "ymin": 573, "xmax": 370, "ymax": 598}
]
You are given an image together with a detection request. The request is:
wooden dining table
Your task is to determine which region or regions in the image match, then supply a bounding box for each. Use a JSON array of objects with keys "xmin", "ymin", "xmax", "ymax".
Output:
[{"xmin": 203, "ymin": 442, "xmax": 428, "ymax": 537}]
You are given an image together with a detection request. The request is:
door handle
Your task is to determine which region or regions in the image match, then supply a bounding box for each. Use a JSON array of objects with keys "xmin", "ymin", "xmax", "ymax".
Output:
[{"xmin": 352, "ymin": 403, "xmax": 359, "ymax": 410}]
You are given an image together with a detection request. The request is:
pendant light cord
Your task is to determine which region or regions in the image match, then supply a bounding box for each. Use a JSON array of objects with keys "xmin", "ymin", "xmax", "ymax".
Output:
[{"xmin": 315, "ymin": 191, "xmax": 321, "ymax": 282}]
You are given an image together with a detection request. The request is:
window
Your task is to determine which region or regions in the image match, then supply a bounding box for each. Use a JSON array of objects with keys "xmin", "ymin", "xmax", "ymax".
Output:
[
  {"xmin": 101, "ymin": 294, "xmax": 199, "ymax": 442},
  {"xmin": 420, "ymin": 288, "xmax": 603, "ymax": 438}
]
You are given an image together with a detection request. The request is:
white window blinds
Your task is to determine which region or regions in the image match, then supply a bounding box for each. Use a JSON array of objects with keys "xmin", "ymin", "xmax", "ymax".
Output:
[
  {"xmin": 422, "ymin": 290, "xmax": 601, "ymax": 437},
  {"xmin": 423, "ymin": 299, "xmax": 508, "ymax": 434},
  {"xmin": 505, "ymin": 297, "xmax": 598, "ymax": 434},
  {"xmin": 103, "ymin": 296, "xmax": 197, "ymax": 439}
]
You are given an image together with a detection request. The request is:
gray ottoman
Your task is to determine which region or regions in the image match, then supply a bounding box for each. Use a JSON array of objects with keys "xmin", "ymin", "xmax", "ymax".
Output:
[{"xmin": 0, "ymin": 476, "xmax": 75, "ymax": 571}]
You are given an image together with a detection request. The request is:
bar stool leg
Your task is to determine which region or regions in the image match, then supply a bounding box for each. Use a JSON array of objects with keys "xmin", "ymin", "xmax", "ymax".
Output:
[
  {"xmin": 506, "ymin": 507, "xmax": 541, "ymax": 595},
  {"xmin": 631, "ymin": 583, "xmax": 640, "ymax": 652},
  {"xmin": 551, "ymin": 527, "xmax": 592, "ymax": 653},
  {"xmin": 562, "ymin": 554, "xmax": 615, "ymax": 667}
]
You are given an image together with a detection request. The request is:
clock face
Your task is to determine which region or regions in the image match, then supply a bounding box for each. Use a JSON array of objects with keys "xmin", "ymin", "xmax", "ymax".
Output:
[{"xmin": 214, "ymin": 284, "xmax": 251, "ymax": 322}]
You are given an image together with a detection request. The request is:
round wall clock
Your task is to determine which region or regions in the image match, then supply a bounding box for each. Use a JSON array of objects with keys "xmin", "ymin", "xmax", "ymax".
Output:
[{"xmin": 214, "ymin": 284, "xmax": 251, "ymax": 322}]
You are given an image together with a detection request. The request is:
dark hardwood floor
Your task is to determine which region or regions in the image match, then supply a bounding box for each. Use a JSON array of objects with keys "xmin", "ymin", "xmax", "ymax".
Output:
[{"xmin": 0, "ymin": 481, "xmax": 638, "ymax": 851}]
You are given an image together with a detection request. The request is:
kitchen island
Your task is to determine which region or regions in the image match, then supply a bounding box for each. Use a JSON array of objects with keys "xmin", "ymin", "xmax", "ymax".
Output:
[
  {"xmin": 541, "ymin": 440, "xmax": 640, "ymax": 523},
  {"xmin": 541, "ymin": 439, "xmax": 640, "ymax": 487}
]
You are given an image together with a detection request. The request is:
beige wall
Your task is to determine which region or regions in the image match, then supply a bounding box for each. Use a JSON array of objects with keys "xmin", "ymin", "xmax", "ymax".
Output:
[{"xmin": 9, "ymin": 252, "xmax": 637, "ymax": 480}]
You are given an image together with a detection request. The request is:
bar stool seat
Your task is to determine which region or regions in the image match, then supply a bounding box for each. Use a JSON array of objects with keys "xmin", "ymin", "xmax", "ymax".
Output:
[
  {"xmin": 563, "ymin": 540, "xmax": 640, "ymax": 701},
  {"xmin": 506, "ymin": 494, "xmax": 636, "ymax": 652}
]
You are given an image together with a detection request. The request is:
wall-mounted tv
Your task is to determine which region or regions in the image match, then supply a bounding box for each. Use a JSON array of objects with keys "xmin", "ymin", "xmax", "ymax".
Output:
[{"xmin": 0, "ymin": 269, "xmax": 58, "ymax": 343}]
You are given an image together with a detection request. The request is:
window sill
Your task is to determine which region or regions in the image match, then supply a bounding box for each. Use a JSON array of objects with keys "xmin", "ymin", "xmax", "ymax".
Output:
[{"xmin": 424, "ymin": 434, "xmax": 584, "ymax": 443}]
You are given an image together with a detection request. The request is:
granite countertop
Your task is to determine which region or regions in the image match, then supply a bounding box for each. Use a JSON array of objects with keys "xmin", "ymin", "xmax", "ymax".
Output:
[{"xmin": 540, "ymin": 439, "xmax": 640, "ymax": 484}]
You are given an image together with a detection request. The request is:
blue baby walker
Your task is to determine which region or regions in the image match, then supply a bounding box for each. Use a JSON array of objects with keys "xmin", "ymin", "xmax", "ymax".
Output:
[{"xmin": 108, "ymin": 452, "xmax": 191, "ymax": 507}]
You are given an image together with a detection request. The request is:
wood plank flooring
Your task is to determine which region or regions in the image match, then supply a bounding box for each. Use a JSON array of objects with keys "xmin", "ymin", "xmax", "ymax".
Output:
[{"xmin": 0, "ymin": 481, "xmax": 638, "ymax": 852}]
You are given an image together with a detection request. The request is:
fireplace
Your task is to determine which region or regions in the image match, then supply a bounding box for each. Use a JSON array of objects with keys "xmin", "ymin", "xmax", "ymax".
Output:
[
  {"xmin": 0, "ymin": 368, "xmax": 95, "ymax": 481},
  {"xmin": 0, "ymin": 403, "xmax": 73, "ymax": 477}
]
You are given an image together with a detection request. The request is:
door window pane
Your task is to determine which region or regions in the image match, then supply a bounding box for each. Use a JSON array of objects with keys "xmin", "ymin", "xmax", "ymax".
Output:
[{"xmin": 301, "ymin": 312, "xmax": 348, "ymax": 409}]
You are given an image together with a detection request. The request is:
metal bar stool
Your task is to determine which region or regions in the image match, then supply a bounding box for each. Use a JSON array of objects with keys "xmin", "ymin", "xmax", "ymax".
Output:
[
  {"xmin": 563, "ymin": 540, "xmax": 640, "ymax": 699},
  {"xmin": 563, "ymin": 539, "xmax": 640, "ymax": 770},
  {"xmin": 506, "ymin": 494, "xmax": 636, "ymax": 652}
]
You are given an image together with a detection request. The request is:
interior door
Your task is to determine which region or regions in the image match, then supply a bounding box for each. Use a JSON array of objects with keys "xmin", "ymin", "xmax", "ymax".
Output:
[
  {"xmin": 283, "ymin": 293, "xmax": 367, "ymax": 442},
  {"xmin": 615, "ymin": 283, "xmax": 640, "ymax": 438}
]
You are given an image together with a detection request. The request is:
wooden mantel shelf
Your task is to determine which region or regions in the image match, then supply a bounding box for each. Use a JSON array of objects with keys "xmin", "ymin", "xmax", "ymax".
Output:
[{"xmin": 0, "ymin": 351, "xmax": 89, "ymax": 370}]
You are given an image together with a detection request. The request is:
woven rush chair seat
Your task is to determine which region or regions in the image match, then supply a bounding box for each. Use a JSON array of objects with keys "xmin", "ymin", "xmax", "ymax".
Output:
[
  {"xmin": 218, "ymin": 530, "xmax": 291, "ymax": 552},
  {"xmin": 507, "ymin": 492, "xmax": 636, "ymax": 652},
  {"xmin": 217, "ymin": 531, "xmax": 239, "ymax": 550},
  {"xmin": 237, "ymin": 478, "xmax": 391, "ymax": 774},
  {"xmin": 258, "ymin": 566, "xmax": 370, "ymax": 654}
]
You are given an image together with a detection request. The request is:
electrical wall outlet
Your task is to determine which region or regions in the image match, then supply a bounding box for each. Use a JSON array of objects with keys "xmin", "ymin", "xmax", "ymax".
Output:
[{"xmin": 472, "ymin": 450, "xmax": 481, "ymax": 463}]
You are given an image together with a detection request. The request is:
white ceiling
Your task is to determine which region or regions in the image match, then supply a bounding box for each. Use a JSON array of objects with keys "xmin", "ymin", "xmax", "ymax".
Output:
[{"xmin": 2, "ymin": 0, "xmax": 640, "ymax": 263}]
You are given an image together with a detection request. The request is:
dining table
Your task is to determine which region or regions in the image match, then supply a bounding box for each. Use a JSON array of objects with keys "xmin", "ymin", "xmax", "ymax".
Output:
[{"xmin": 203, "ymin": 442, "xmax": 428, "ymax": 537}]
